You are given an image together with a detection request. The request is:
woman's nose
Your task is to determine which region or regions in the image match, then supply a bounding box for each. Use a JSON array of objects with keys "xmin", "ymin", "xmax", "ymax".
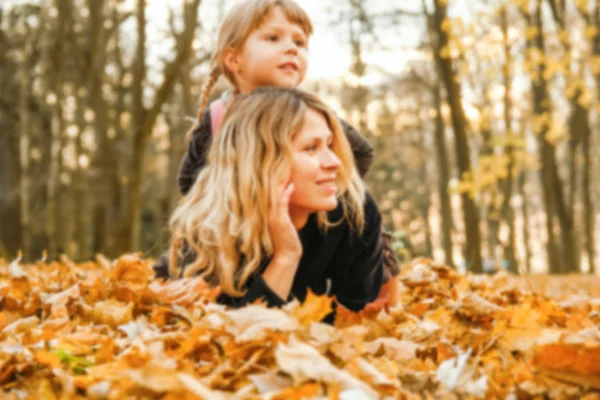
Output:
[{"xmin": 321, "ymin": 149, "xmax": 341, "ymax": 170}]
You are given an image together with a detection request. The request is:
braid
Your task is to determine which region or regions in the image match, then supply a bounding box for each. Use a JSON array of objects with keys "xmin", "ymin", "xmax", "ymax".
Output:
[{"xmin": 186, "ymin": 65, "xmax": 222, "ymax": 142}]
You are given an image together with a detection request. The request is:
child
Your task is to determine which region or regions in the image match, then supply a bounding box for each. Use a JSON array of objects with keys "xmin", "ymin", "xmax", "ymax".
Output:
[{"xmin": 173, "ymin": 0, "xmax": 399, "ymax": 307}]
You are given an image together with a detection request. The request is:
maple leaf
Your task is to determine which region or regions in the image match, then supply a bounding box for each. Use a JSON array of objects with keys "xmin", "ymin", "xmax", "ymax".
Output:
[{"xmin": 291, "ymin": 289, "xmax": 333, "ymax": 326}]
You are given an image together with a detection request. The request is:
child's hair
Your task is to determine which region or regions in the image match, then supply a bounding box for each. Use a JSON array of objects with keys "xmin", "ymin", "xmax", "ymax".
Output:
[
  {"xmin": 170, "ymin": 88, "xmax": 365, "ymax": 296},
  {"xmin": 186, "ymin": 0, "xmax": 313, "ymax": 141}
]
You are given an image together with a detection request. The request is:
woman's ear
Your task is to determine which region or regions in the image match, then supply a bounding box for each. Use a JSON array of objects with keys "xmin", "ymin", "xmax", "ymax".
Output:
[{"xmin": 223, "ymin": 47, "xmax": 241, "ymax": 74}]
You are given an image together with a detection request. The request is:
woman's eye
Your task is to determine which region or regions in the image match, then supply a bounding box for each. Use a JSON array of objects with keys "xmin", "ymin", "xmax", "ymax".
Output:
[
  {"xmin": 305, "ymin": 144, "xmax": 318, "ymax": 152},
  {"xmin": 267, "ymin": 35, "xmax": 278, "ymax": 41}
]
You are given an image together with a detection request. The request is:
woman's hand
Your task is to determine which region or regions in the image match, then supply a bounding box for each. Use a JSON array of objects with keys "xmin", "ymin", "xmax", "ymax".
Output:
[
  {"xmin": 268, "ymin": 181, "xmax": 302, "ymax": 262},
  {"xmin": 261, "ymin": 180, "xmax": 303, "ymax": 301}
]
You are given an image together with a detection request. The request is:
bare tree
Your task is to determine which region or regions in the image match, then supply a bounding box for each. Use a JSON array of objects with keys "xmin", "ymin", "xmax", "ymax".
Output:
[
  {"xmin": 426, "ymin": 0, "xmax": 483, "ymax": 273},
  {"xmin": 124, "ymin": 0, "xmax": 203, "ymax": 251}
]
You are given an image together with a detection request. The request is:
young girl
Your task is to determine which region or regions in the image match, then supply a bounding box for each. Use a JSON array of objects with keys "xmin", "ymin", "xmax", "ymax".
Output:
[
  {"xmin": 175, "ymin": 0, "xmax": 399, "ymax": 306},
  {"xmin": 162, "ymin": 88, "xmax": 384, "ymax": 317}
]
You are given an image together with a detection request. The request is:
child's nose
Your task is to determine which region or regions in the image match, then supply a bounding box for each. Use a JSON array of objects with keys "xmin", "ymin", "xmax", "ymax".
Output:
[{"xmin": 284, "ymin": 38, "xmax": 298, "ymax": 54}]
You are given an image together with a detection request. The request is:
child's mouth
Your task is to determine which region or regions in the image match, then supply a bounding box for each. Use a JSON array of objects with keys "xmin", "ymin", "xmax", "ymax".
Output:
[{"xmin": 279, "ymin": 62, "xmax": 298, "ymax": 71}]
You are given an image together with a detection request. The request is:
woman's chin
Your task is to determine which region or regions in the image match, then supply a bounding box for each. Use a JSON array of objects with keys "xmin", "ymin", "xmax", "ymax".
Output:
[
  {"xmin": 295, "ymin": 196, "xmax": 339, "ymax": 213},
  {"xmin": 319, "ymin": 197, "xmax": 339, "ymax": 211}
]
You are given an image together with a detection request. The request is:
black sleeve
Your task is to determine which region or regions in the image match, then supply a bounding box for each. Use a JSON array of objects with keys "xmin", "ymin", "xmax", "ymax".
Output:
[
  {"xmin": 329, "ymin": 194, "xmax": 384, "ymax": 312},
  {"xmin": 216, "ymin": 273, "xmax": 288, "ymax": 308},
  {"xmin": 152, "ymin": 243, "xmax": 198, "ymax": 281},
  {"xmin": 339, "ymin": 119, "xmax": 374, "ymax": 179},
  {"xmin": 153, "ymin": 250, "xmax": 170, "ymax": 280},
  {"xmin": 155, "ymin": 243, "xmax": 290, "ymax": 308},
  {"xmin": 178, "ymin": 110, "xmax": 213, "ymax": 195}
]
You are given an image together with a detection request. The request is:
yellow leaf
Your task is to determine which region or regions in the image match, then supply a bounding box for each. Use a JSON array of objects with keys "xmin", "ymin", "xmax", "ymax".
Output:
[
  {"xmin": 35, "ymin": 350, "xmax": 62, "ymax": 369},
  {"xmin": 291, "ymin": 289, "xmax": 333, "ymax": 326},
  {"xmin": 92, "ymin": 299, "xmax": 134, "ymax": 327}
]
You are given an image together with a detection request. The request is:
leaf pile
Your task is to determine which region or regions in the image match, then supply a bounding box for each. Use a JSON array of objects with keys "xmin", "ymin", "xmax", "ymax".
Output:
[{"xmin": 0, "ymin": 255, "xmax": 599, "ymax": 399}]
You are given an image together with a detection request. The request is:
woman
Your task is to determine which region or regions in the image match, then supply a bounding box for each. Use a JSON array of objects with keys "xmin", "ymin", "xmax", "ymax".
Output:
[{"xmin": 155, "ymin": 87, "xmax": 383, "ymax": 315}]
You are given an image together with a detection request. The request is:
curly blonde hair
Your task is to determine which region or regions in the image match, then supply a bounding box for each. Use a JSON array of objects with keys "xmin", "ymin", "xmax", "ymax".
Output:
[{"xmin": 170, "ymin": 88, "xmax": 365, "ymax": 297}]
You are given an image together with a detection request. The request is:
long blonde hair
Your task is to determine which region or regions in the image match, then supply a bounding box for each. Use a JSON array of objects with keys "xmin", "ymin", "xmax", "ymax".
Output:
[
  {"xmin": 170, "ymin": 88, "xmax": 365, "ymax": 297},
  {"xmin": 186, "ymin": 0, "xmax": 313, "ymax": 141}
]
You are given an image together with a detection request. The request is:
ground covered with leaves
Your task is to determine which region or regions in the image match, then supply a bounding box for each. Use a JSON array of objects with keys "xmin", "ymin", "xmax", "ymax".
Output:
[{"xmin": 0, "ymin": 255, "xmax": 599, "ymax": 399}]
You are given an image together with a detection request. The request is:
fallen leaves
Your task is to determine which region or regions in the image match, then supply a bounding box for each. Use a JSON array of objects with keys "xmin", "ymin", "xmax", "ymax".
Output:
[{"xmin": 0, "ymin": 255, "xmax": 599, "ymax": 398}]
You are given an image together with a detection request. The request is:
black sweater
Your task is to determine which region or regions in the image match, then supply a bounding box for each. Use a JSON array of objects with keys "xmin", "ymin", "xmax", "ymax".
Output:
[
  {"xmin": 178, "ymin": 107, "xmax": 374, "ymax": 196},
  {"xmin": 153, "ymin": 194, "xmax": 384, "ymax": 315}
]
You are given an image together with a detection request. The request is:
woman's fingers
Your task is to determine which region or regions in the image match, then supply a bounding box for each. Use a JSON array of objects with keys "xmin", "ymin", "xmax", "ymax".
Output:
[
  {"xmin": 281, "ymin": 182, "xmax": 294, "ymax": 204},
  {"xmin": 272, "ymin": 179, "xmax": 293, "ymax": 214}
]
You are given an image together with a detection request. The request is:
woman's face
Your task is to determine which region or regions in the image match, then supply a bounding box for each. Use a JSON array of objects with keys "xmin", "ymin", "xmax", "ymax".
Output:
[{"xmin": 288, "ymin": 108, "xmax": 342, "ymax": 214}]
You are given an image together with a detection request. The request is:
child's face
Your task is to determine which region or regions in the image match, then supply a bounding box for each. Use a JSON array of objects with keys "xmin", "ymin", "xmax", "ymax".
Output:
[
  {"xmin": 288, "ymin": 109, "xmax": 341, "ymax": 215},
  {"xmin": 227, "ymin": 6, "xmax": 309, "ymax": 93}
]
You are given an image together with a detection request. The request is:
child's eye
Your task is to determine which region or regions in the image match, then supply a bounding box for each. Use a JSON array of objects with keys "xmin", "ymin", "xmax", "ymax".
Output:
[{"xmin": 295, "ymin": 39, "xmax": 306, "ymax": 47}]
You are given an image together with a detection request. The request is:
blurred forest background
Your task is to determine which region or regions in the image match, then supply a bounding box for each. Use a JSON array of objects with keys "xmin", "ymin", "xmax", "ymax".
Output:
[{"xmin": 1, "ymin": 0, "xmax": 599, "ymax": 275}]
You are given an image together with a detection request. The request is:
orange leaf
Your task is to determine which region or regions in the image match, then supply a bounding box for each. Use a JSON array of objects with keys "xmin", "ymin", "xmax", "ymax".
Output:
[
  {"xmin": 273, "ymin": 382, "xmax": 321, "ymax": 399},
  {"xmin": 334, "ymin": 305, "xmax": 362, "ymax": 328},
  {"xmin": 35, "ymin": 350, "xmax": 61, "ymax": 369},
  {"xmin": 109, "ymin": 254, "xmax": 153, "ymax": 287},
  {"xmin": 533, "ymin": 344, "xmax": 600, "ymax": 376},
  {"xmin": 437, "ymin": 342, "xmax": 454, "ymax": 363},
  {"xmin": 407, "ymin": 302, "xmax": 429, "ymax": 318},
  {"xmin": 291, "ymin": 289, "xmax": 333, "ymax": 325}
]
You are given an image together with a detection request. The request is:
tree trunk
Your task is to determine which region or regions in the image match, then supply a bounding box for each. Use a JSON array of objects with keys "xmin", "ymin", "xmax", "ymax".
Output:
[
  {"xmin": 19, "ymin": 40, "xmax": 33, "ymax": 261},
  {"xmin": 88, "ymin": 0, "xmax": 115, "ymax": 256},
  {"xmin": 526, "ymin": 1, "xmax": 563, "ymax": 273},
  {"xmin": 45, "ymin": 0, "xmax": 68, "ymax": 260},
  {"xmin": 499, "ymin": 6, "xmax": 518, "ymax": 273},
  {"xmin": 547, "ymin": 0, "xmax": 581, "ymax": 273},
  {"xmin": 417, "ymin": 95, "xmax": 433, "ymax": 258},
  {"xmin": 432, "ymin": 84, "xmax": 454, "ymax": 266},
  {"xmin": 583, "ymin": 0, "xmax": 600, "ymax": 274},
  {"xmin": 70, "ymin": 105, "xmax": 87, "ymax": 260},
  {"xmin": 0, "ymin": 12, "xmax": 22, "ymax": 257},
  {"xmin": 127, "ymin": 0, "xmax": 148, "ymax": 252},
  {"xmin": 581, "ymin": 104, "xmax": 595, "ymax": 274},
  {"xmin": 93, "ymin": 205, "xmax": 107, "ymax": 255},
  {"xmin": 124, "ymin": 0, "xmax": 201, "ymax": 251},
  {"xmin": 431, "ymin": 0, "xmax": 482, "ymax": 273},
  {"xmin": 518, "ymin": 171, "xmax": 533, "ymax": 273}
]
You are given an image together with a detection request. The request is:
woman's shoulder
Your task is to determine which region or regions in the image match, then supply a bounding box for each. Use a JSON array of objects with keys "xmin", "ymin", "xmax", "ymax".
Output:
[{"xmin": 364, "ymin": 193, "xmax": 381, "ymax": 222}]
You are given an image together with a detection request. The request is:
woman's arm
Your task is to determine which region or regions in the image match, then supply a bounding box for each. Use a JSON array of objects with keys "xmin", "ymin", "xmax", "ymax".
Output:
[
  {"xmin": 178, "ymin": 111, "xmax": 212, "ymax": 195},
  {"xmin": 217, "ymin": 254, "xmax": 299, "ymax": 308},
  {"xmin": 329, "ymin": 194, "xmax": 384, "ymax": 312},
  {"xmin": 339, "ymin": 119, "xmax": 374, "ymax": 179},
  {"xmin": 219, "ymin": 181, "xmax": 303, "ymax": 307}
]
